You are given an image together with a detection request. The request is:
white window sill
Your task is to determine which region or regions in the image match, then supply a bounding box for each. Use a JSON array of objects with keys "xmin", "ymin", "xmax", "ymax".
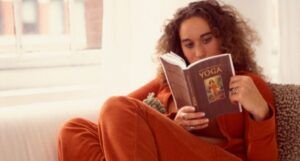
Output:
[
  {"xmin": 0, "ymin": 49, "xmax": 104, "ymax": 91},
  {"xmin": 0, "ymin": 85, "xmax": 104, "ymax": 108},
  {"xmin": 0, "ymin": 49, "xmax": 102, "ymax": 70}
]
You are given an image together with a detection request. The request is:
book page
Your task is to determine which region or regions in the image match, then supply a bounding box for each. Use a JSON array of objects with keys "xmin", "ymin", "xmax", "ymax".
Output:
[
  {"xmin": 160, "ymin": 58, "xmax": 192, "ymax": 108},
  {"xmin": 159, "ymin": 52, "xmax": 187, "ymax": 69}
]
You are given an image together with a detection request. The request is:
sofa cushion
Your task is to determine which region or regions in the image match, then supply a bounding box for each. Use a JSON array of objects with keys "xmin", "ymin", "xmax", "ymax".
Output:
[{"xmin": 268, "ymin": 83, "xmax": 300, "ymax": 161}]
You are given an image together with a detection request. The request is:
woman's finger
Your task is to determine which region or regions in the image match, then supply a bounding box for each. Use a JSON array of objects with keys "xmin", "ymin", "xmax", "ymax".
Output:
[
  {"xmin": 182, "ymin": 112, "xmax": 206, "ymax": 120},
  {"xmin": 191, "ymin": 124, "xmax": 209, "ymax": 130},
  {"xmin": 182, "ymin": 117, "xmax": 209, "ymax": 127},
  {"xmin": 230, "ymin": 75, "xmax": 244, "ymax": 83},
  {"xmin": 175, "ymin": 106, "xmax": 209, "ymax": 131},
  {"xmin": 179, "ymin": 106, "xmax": 196, "ymax": 113},
  {"xmin": 186, "ymin": 122, "xmax": 209, "ymax": 131}
]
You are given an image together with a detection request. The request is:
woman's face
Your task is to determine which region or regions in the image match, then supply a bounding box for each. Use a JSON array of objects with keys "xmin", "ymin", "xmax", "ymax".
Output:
[{"xmin": 179, "ymin": 16, "xmax": 221, "ymax": 64}]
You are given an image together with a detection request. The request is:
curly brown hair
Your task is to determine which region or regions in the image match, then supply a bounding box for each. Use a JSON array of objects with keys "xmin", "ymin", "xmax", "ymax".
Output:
[{"xmin": 155, "ymin": 0, "xmax": 263, "ymax": 79}]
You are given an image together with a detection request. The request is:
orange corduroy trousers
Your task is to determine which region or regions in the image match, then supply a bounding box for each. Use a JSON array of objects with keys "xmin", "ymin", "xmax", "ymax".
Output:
[{"xmin": 57, "ymin": 96, "xmax": 242, "ymax": 161}]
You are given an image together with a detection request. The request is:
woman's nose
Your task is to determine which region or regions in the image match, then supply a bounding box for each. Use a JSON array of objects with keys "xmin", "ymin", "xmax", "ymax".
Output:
[{"xmin": 195, "ymin": 45, "xmax": 206, "ymax": 59}]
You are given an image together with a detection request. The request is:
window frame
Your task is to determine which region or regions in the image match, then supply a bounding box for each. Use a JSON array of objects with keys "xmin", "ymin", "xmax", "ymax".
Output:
[{"xmin": 0, "ymin": 0, "xmax": 103, "ymax": 70}]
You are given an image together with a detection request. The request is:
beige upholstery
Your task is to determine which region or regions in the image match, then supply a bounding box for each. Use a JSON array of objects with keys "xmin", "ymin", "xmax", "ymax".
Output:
[{"xmin": 268, "ymin": 83, "xmax": 300, "ymax": 161}]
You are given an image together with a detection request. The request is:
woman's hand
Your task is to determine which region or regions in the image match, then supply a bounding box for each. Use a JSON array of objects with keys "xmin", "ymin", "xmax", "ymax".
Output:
[
  {"xmin": 174, "ymin": 106, "xmax": 209, "ymax": 131},
  {"xmin": 229, "ymin": 76, "xmax": 270, "ymax": 121}
]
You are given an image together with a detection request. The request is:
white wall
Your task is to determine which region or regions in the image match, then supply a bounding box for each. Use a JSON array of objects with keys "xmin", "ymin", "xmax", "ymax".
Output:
[
  {"xmin": 101, "ymin": 0, "xmax": 194, "ymax": 96},
  {"xmin": 223, "ymin": 0, "xmax": 278, "ymax": 82}
]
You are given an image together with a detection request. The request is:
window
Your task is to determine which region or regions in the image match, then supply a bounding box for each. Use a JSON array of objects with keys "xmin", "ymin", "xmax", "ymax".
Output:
[{"xmin": 0, "ymin": 0, "xmax": 103, "ymax": 68}]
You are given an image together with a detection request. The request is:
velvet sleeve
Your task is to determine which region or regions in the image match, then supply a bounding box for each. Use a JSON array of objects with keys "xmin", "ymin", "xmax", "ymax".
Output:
[
  {"xmin": 127, "ymin": 77, "xmax": 177, "ymax": 120},
  {"xmin": 244, "ymin": 73, "xmax": 278, "ymax": 161},
  {"xmin": 127, "ymin": 77, "xmax": 162, "ymax": 101}
]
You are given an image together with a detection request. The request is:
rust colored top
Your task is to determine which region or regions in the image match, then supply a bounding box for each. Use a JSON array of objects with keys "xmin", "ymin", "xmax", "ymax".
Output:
[{"xmin": 128, "ymin": 72, "xmax": 278, "ymax": 161}]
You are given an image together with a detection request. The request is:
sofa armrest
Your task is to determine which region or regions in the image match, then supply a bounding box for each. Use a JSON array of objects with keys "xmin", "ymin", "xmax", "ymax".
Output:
[
  {"xmin": 0, "ymin": 99, "xmax": 100, "ymax": 161},
  {"xmin": 268, "ymin": 83, "xmax": 300, "ymax": 161}
]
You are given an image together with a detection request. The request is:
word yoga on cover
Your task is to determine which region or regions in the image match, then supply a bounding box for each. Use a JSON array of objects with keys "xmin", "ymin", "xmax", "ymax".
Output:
[{"xmin": 199, "ymin": 66, "xmax": 222, "ymax": 79}]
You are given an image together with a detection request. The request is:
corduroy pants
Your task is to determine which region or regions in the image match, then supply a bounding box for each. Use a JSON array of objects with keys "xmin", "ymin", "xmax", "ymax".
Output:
[{"xmin": 57, "ymin": 96, "xmax": 242, "ymax": 161}]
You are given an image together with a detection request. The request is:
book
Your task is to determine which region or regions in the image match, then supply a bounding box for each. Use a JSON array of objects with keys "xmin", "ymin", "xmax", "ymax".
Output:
[{"xmin": 159, "ymin": 52, "xmax": 242, "ymax": 119}]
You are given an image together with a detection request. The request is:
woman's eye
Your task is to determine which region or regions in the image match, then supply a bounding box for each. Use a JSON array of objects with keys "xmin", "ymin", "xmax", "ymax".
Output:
[
  {"xmin": 202, "ymin": 35, "xmax": 213, "ymax": 44},
  {"xmin": 184, "ymin": 43, "xmax": 193, "ymax": 48}
]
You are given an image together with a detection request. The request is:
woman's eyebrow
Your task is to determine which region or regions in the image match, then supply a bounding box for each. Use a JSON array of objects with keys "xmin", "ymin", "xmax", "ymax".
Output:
[
  {"xmin": 181, "ymin": 31, "xmax": 213, "ymax": 43},
  {"xmin": 200, "ymin": 32, "xmax": 213, "ymax": 38},
  {"xmin": 181, "ymin": 39, "xmax": 191, "ymax": 43}
]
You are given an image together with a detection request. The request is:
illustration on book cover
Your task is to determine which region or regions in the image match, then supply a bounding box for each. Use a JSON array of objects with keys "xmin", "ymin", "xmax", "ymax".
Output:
[{"xmin": 204, "ymin": 75, "xmax": 226, "ymax": 103}]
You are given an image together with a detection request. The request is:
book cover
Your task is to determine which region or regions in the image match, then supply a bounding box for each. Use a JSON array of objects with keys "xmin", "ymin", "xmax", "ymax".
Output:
[{"xmin": 160, "ymin": 52, "xmax": 242, "ymax": 119}]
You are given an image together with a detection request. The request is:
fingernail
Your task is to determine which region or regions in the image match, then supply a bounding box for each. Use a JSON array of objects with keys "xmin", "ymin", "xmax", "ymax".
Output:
[{"xmin": 201, "ymin": 113, "xmax": 206, "ymax": 117}]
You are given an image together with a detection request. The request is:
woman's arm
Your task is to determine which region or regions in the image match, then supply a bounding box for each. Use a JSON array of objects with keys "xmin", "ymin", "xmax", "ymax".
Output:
[
  {"xmin": 242, "ymin": 73, "xmax": 278, "ymax": 161},
  {"xmin": 127, "ymin": 77, "xmax": 162, "ymax": 100},
  {"xmin": 127, "ymin": 76, "xmax": 181, "ymax": 120}
]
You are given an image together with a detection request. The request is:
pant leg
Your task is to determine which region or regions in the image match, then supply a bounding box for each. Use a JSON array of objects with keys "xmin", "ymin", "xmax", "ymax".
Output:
[
  {"xmin": 58, "ymin": 118, "xmax": 105, "ymax": 161},
  {"xmin": 99, "ymin": 96, "xmax": 242, "ymax": 161}
]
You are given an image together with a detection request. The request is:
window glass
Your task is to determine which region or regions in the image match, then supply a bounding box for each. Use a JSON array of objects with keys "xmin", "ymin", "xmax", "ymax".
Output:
[
  {"xmin": 0, "ymin": 0, "xmax": 103, "ymax": 54},
  {"xmin": 0, "ymin": 0, "xmax": 16, "ymax": 53}
]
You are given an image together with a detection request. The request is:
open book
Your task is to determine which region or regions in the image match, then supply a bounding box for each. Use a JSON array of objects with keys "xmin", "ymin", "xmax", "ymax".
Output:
[{"xmin": 159, "ymin": 52, "xmax": 242, "ymax": 119}]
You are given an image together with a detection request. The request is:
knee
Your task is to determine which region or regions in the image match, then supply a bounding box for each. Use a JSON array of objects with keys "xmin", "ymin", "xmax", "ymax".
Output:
[
  {"xmin": 58, "ymin": 118, "xmax": 88, "ymax": 144},
  {"xmin": 100, "ymin": 96, "xmax": 130, "ymax": 115},
  {"xmin": 57, "ymin": 118, "xmax": 99, "ymax": 160},
  {"xmin": 99, "ymin": 96, "xmax": 142, "ymax": 121}
]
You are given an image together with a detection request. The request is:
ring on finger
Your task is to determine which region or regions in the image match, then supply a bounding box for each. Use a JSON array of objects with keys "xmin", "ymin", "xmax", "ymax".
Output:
[
  {"xmin": 188, "ymin": 126, "xmax": 195, "ymax": 130},
  {"xmin": 230, "ymin": 87, "xmax": 239, "ymax": 94}
]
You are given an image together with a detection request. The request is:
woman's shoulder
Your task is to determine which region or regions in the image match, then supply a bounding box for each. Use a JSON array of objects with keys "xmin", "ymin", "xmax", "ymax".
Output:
[
  {"xmin": 236, "ymin": 71, "xmax": 266, "ymax": 84},
  {"xmin": 127, "ymin": 75, "xmax": 166, "ymax": 100}
]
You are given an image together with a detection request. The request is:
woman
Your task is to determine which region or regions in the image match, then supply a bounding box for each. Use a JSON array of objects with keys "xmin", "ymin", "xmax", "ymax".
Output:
[{"xmin": 57, "ymin": 0, "xmax": 278, "ymax": 161}]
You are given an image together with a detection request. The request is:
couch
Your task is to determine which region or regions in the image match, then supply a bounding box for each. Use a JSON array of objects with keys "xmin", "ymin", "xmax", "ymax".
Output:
[
  {"xmin": 0, "ymin": 84, "xmax": 299, "ymax": 161},
  {"xmin": 0, "ymin": 98, "xmax": 101, "ymax": 161},
  {"xmin": 269, "ymin": 83, "xmax": 300, "ymax": 161}
]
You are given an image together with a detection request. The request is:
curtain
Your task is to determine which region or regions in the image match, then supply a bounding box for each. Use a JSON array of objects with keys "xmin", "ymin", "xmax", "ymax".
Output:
[{"xmin": 278, "ymin": 0, "xmax": 300, "ymax": 84}]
